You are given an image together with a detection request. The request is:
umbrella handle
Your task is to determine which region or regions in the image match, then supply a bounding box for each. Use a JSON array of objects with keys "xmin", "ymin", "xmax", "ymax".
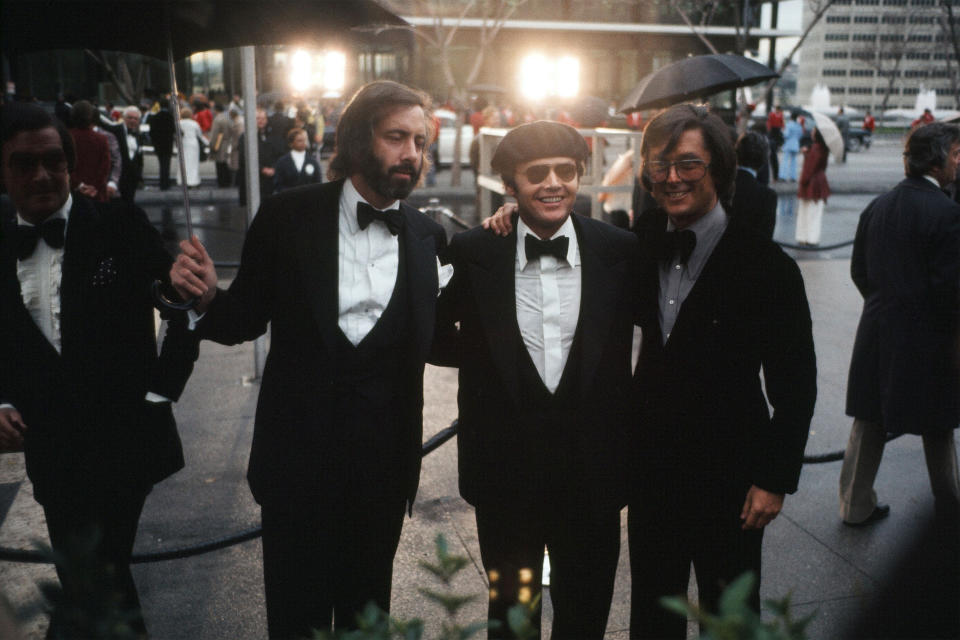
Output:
[{"xmin": 152, "ymin": 279, "xmax": 197, "ymax": 311}]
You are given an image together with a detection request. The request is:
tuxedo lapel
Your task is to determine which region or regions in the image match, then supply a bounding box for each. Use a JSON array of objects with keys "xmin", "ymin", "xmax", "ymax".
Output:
[
  {"xmin": 401, "ymin": 204, "xmax": 440, "ymax": 364},
  {"xmin": 296, "ymin": 183, "xmax": 340, "ymax": 355},
  {"xmin": 59, "ymin": 197, "xmax": 105, "ymax": 356},
  {"xmin": 470, "ymin": 230, "xmax": 522, "ymax": 405},
  {"xmin": 574, "ymin": 216, "xmax": 629, "ymax": 390}
]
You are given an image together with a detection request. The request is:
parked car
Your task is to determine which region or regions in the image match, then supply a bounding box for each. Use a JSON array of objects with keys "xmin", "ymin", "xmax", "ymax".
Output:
[{"xmin": 434, "ymin": 108, "xmax": 473, "ymax": 167}]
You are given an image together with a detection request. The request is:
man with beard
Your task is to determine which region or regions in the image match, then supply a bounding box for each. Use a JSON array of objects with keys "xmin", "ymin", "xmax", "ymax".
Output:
[{"xmin": 169, "ymin": 81, "xmax": 448, "ymax": 638}]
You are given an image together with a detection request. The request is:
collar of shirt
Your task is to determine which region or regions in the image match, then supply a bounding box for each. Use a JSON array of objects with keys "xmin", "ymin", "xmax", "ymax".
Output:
[
  {"xmin": 516, "ymin": 215, "xmax": 578, "ymax": 271},
  {"xmin": 665, "ymin": 199, "xmax": 727, "ymax": 281},
  {"xmin": 290, "ymin": 149, "xmax": 306, "ymax": 172},
  {"xmin": 339, "ymin": 177, "xmax": 400, "ymax": 235},
  {"xmin": 922, "ymin": 174, "xmax": 941, "ymax": 188},
  {"xmin": 17, "ymin": 193, "xmax": 72, "ymax": 233},
  {"xmin": 739, "ymin": 166, "xmax": 757, "ymax": 178}
]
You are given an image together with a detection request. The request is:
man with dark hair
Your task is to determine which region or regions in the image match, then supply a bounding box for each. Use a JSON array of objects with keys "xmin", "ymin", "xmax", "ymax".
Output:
[
  {"xmin": 0, "ymin": 101, "xmax": 197, "ymax": 636},
  {"xmin": 435, "ymin": 120, "xmax": 639, "ymax": 638},
  {"xmin": 236, "ymin": 108, "xmax": 285, "ymax": 204},
  {"xmin": 170, "ymin": 80, "xmax": 448, "ymax": 637},
  {"xmin": 629, "ymin": 104, "xmax": 816, "ymax": 639},
  {"xmin": 732, "ymin": 130, "xmax": 777, "ymax": 239},
  {"xmin": 840, "ymin": 122, "xmax": 960, "ymax": 526}
]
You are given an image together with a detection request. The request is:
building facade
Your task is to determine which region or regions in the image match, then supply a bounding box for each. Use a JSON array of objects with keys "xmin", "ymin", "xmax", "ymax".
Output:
[{"xmin": 796, "ymin": 0, "xmax": 960, "ymax": 112}]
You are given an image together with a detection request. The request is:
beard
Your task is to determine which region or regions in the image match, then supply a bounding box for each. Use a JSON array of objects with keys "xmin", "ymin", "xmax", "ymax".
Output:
[{"xmin": 360, "ymin": 150, "xmax": 422, "ymax": 202}]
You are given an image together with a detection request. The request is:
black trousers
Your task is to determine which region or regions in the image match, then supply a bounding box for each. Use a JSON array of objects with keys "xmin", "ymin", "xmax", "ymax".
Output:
[
  {"xmin": 628, "ymin": 476, "xmax": 762, "ymax": 639},
  {"xmin": 157, "ymin": 153, "xmax": 172, "ymax": 190},
  {"xmin": 260, "ymin": 493, "xmax": 407, "ymax": 639},
  {"xmin": 475, "ymin": 499, "xmax": 620, "ymax": 640},
  {"xmin": 42, "ymin": 486, "xmax": 149, "ymax": 637}
]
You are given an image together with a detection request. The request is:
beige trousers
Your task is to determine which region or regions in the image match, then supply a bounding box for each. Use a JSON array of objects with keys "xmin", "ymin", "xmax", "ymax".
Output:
[{"xmin": 839, "ymin": 418, "xmax": 960, "ymax": 523}]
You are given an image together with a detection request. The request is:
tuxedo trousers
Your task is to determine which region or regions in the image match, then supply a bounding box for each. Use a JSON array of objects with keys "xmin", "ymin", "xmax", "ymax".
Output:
[
  {"xmin": 474, "ymin": 499, "xmax": 620, "ymax": 640},
  {"xmin": 628, "ymin": 475, "xmax": 762, "ymax": 640},
  {"xmin": 42, "ymin": 486, "xmax": 149, "ymax": 637},
  {"xmin": 260, "ymin": 492, "xmax": 407, "ymax": 639}
]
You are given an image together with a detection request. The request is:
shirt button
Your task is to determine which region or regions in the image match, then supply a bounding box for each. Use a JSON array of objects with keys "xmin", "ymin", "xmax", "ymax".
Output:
[{"xmin": 668, "ymin": 299, "xmax": 675, "ymax": 305}]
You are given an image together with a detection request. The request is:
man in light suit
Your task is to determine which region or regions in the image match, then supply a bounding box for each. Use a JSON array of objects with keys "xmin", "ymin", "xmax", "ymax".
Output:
[
  {"xmin": 0, "ymin": 101, "xmax": 198, "ymax": 636},
  {"xmin": 434, "ymin": 121, "xmax": 640, "ymax": 638},
  {"xmin": 105, "ymin": 105, "xmax": 145, "ymax": 203},
  {"xmin": 629, "ymin": 104, "xmax": 817, "ymax": 638},
  {"xmin": 170, "ymin": 81, "xmax": 448, "ymax": 638}
]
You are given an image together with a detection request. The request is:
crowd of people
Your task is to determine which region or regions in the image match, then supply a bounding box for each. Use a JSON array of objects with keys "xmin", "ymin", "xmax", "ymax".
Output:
[{"xmin": 0, "ymin": 79, "xmax": 957, "ymax": 640}]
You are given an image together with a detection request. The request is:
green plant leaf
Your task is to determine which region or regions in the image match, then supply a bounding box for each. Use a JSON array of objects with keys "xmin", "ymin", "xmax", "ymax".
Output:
[{"xmin": 718, "ymin": 571, "xmax": 756, "ymax": 615}]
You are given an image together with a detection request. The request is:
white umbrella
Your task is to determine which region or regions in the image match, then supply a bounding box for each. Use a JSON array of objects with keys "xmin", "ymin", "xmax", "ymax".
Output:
[{"xmin": 809, "ymin": 110, "xmax": 845, "ymax": 163}]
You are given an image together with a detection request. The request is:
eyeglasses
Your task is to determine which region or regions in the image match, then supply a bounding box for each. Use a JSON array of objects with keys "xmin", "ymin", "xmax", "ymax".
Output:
[
  {"xmin": 7, "ymin": 150, "xmax": 68, "ymax": 175},
  {"xmin": 523, "ymin": 162, "xmax": 579, "ymax": 184},
  {"xmin": 644, "ymin": 159, "xmax": 710, "ymax": 184}
]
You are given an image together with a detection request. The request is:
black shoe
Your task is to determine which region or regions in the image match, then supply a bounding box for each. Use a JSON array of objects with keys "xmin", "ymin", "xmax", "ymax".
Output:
[{"xmin": 844, "ymin": 504, "xmax": 890, "ymax": 527}]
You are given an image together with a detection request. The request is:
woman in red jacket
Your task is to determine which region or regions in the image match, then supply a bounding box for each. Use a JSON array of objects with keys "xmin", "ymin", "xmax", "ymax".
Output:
[{"xmin": 796, "ymin": 128, "xmax": 831, "ymax": 245}]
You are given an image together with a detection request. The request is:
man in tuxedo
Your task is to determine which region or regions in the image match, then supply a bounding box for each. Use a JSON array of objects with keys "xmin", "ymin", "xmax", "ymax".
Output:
[
  {"xmin": 236, "ymin": 108, "xmax": 284, "ymax": 205},
  {"xmin": 731, "ymin": 131, "xmax": 777, "ymax": 239},
  {"xmin": 148, "ymin": 100, "xmax": 176, "ymax": 191},
  {"xmin": 170, "ymin": 81, "xmax": 448, "ymax": 638},
  {"xmin": 0, "ymin": 102, "xmax": 198, "ymax": 635},
  {"xmin": 629, "ymin": 104, "xmax": 817, "ymax": 639},
  {"xmin": 106, "ymin": 106, "xmax": 145, "ymax": 203},
  {"xmin": 434, "ymin": 121, "xmax": 639, "ymax": 638}
]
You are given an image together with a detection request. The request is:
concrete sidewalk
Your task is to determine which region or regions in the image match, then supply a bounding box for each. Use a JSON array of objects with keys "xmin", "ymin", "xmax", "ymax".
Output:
[{"xmin": 1, "ymin": 132, "xmax": 956, "ymax": 638}]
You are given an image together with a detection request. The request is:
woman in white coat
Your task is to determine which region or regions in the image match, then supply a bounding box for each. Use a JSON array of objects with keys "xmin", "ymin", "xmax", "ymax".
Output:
[{"xmin": 176, "ymin": 107, "xmax": 209, "ymax": 187}]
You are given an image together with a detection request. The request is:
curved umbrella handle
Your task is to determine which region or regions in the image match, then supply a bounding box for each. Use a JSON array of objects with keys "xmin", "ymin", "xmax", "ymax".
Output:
[{"xmin": 152, "ymin": 279, "xmax": 197, "ymax": 311}]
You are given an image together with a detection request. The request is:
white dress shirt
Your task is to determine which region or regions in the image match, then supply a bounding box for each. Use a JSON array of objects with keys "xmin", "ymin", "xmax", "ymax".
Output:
[
  {"xmin": 338, "ymin": 178, "xmax": 402, "ymax": 346},
  {"xmin": 515, "ymin": 216, "xmax": 581, "ymax": 393},
  {"xmin": 290, "ymin": 149, "xmax": 306, "ymax": 173},
  {"xmin": 16, "ymin": 195, "xmax": 72, "ymax": 354},
  {"xmin": 125, "ymin": 126, "xmax": 138, "ymax": 160}
]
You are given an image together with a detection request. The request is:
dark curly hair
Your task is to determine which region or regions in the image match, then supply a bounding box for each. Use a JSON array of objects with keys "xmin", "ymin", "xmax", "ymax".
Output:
[
  {"xmin": 639, "ymin": 103, "xmax": 737, "ymax": 206},
  {"xmin": 327, "ymin": 81, "xmax": 432, "ymax": 181},
  {"xmin": 735, "ymin": 130, "xmax": 770, "ymax": 171},
  {"xmin": 903, "ymin": 122, "xmax": 960, "ymax": 179}
]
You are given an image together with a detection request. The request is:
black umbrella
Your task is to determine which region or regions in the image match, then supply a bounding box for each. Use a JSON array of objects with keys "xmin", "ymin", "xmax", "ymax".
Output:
[
  {"xmin": 2, "ymin": 0, "xmax": 406, "ymax": 307},
  {"xmin": 619, "ymin": 53, "xmax": 779, "ymax": 113}
]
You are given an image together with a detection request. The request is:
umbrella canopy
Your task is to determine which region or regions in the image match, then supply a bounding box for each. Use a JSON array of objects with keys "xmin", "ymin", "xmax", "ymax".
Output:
[
  {"xmin": 1, "ymin": 0, "xmax": 406, "ymax": 61},
  {"xmin": 619, "ymin": 53, "xmax": 779, "ymax": 113},
  {"xmin": 809, "ymin": 111, "xmax": 845, "ymax": 163}
]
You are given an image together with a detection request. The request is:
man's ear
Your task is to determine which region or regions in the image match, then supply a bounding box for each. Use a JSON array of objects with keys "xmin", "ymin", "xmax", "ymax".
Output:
[{"xmin": 504, "ymin": 184, "xmax": 516, "ymax": 197}]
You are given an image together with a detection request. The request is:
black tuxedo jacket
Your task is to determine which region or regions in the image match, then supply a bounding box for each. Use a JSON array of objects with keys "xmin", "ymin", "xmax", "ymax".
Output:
[
  {"xmin": 731, "ymin": 168, "xmax": 777, "ymax": 240},
  {"xmin": 106, "ymin": 122, "xmax": 144, "ymax": 201},
  {"xmin": 196, "ymin": 179, "xmax": 447, "ymax": 509},
  {"xmin": 433, "ymin": 214, "xmax": 640, "ymax": 510},
  {"xmin": 272, "ymin": 152, "xmax": 322, "ymax": 193},
  {"xmin": 0, "ymin": 195, "xmax": 197, "ymax": 506},
  {"xmin": 633, "ymin": 210, "xmax": 816, "ymax": 495}
]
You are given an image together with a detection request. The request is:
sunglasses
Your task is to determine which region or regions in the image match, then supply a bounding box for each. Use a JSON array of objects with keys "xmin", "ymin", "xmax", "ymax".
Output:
[
  {"xmin": 644, "ymin": 159, "xmax": 709, "ymax": 184},
  {"xmin": 523, "ymin": 162, "xmax": 579, "ymax": 184},
  {"xmin": 7, "ymin": 150, "xmax": 68, "ymax": 175}
]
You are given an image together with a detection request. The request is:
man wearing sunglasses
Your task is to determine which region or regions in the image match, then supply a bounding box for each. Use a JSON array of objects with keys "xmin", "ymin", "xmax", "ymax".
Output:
[
  {"xmin": 0, "ymin": 102, "xmax": 198, "ymax": 636},
  {"xmin": 432, "ymin": 120, "xmax": 640, "ymax": 638},
  {"xmin": 629, "ymin": 104, "xmax": 816, "ymax": 639}
]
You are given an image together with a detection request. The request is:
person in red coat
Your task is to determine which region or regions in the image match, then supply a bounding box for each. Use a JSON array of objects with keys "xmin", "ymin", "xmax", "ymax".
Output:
[
  {"xmin": 796, "ymin": 128, "xmax": 830, "ymax": 245},
  {"xmin": 68, "ymin": 100, "xmax": 111, "ymax": 202}
]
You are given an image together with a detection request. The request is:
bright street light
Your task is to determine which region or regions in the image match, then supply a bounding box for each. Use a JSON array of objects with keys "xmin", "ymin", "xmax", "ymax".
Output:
[{"xmin": 518, "ymin": 53, "xmax": 580, "ymax": 101}]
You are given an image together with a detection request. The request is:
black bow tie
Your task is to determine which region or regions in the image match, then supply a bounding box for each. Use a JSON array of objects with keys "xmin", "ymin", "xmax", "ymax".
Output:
[
  {"xmin": 357, "ymin": 202, "xmax": 403, "ymax": 235},
  {"xmin": 659, "ymin": 229, "xmax": 696, "ymax": 264},
  {"xmin": 17, "ymin": 218, "xmax": 66, "ymax": 260},
  {"xmin": 525, "ymin": 234, "xmax": 569, "ymax": 262}
]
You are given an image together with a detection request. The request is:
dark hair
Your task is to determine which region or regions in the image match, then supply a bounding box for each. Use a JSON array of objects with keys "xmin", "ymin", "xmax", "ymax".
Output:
[
  {"xmin": 735, "ymin": 130, "xmax": 769, "ymax": 171},
  {"xmin": 69, "ymin": 100, "xmax": 96, "ymax": 128},
  {"xmin": 286, "ymin": 126, "xmax": 305, "ymax": 146},
  {"xmin": 1, "ymin": 101, "xmax": 76, "ymax": 172},
  {"xmin": 813, "ymin": 128, "xmax": 826, "ymax": 148},
  {"xmin": 327, "ymin": 81, "xmax": 432, "ymax": 181},
  {"xmin": 214, "ymin": 103, "xmax": 225, "ymax": 113},
  {"xmin": 490, "ymin": 120, "xmax": 589, "ymax": 190},
  {"xmin": 904, "ymin": 122, "xmax": 960, "ymax": 178},
  {"xmin": 639, "ymin": 103, "xmax": 736, "ymax": 205}
]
